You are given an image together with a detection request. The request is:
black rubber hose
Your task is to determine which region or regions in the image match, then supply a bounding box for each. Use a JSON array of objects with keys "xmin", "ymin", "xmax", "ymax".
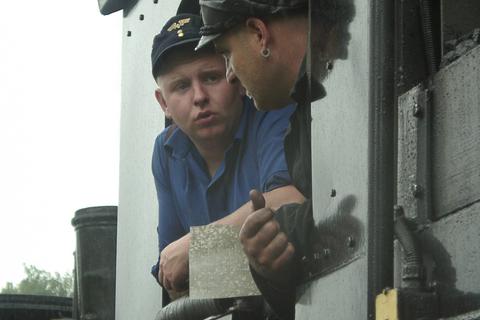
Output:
[
  {"xmin": 155, "ymin": 297, "xmax": 232, "ymax": 320},
  {"xmin": 393, "ymin": 205, "xmax": 423, "ymax": 288}
]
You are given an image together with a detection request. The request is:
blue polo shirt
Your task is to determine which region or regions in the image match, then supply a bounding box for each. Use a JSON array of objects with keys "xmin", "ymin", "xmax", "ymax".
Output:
[{"xmin": 151, "ymin": 97, "xmax": 295, "ymax": 279}]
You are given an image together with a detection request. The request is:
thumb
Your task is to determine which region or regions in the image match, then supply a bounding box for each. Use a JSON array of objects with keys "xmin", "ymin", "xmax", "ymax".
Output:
[{"xmin": 249, "ymin": 189, "xmax": 266, "ymax": 210}]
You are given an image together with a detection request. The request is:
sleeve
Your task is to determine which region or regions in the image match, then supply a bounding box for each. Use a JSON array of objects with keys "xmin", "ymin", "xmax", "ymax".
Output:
[
  {"xmin": 150, "ymin": 133, "xmax": 185, "ymax": 283},
  {"xmin": 256, "ymin": 104, "xmax": 296, "ymax": 192}
]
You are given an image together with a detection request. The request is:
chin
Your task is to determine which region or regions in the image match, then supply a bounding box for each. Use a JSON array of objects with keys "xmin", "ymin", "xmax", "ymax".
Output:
[
  {"xmin": 197, "ymin": 126, "xmax": 226, "ymax": 140},
  {"xmin": 253, "ymin": 95, "xmax": 291, "ymax": 111}
]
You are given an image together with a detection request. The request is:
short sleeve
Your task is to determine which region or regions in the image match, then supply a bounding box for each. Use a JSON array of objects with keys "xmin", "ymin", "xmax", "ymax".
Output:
[{"xmin": 256, "ymin": 104, "xmax": 296, "ymax": 192}]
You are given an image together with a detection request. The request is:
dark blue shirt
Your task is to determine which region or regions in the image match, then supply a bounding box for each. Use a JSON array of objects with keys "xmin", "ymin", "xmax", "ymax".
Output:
[{"xmin": 151, "ymin": 98, "xmax": 295, "ymax": 279}]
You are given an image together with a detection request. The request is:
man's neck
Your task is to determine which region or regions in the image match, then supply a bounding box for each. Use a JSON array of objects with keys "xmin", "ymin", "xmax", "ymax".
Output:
[
  {"xmin": 273, "ymin": 18, "xmax": 308, "ymax": 100},
  {"xmin": 193, "ymin": 137, "xmax": 233, "ymax": 178}
]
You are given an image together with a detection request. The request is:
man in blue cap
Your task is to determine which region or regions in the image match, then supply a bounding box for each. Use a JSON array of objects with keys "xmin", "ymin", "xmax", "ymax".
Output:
[
  {"xmin": 196, "ymin": 1, "xmax": 355, "ymax": 318},
  {"xmin": 149, "ymin": 13, "xmax": 305, "ymax": 303}
]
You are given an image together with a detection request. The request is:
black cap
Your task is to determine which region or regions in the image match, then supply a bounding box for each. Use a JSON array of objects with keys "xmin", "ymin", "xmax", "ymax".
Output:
[
  {"xmin": 197, "ymin": 0, "xmax": 307, "ymax": 49},
  {"xmin": 151, "ymin": 14, "xmax": 205, "ymax": 79}
]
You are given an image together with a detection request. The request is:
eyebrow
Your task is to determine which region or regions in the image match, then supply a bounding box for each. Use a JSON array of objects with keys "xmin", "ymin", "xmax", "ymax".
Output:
[{"xmin": 199, "ymin": 66, "xmax": 224, "ymax": 74}]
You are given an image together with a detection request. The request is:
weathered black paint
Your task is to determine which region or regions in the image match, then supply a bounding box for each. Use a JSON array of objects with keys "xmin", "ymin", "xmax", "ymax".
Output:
[{"xmin": 368, "ymin": 0, "xmax": 396, "ymax": 317}]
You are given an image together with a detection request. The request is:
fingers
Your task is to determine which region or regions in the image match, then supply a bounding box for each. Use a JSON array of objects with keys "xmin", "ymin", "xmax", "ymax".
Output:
[
  {"xmin": 255, "ymin": 232, "xmax": 288, "ymax": 266},
  {"xmin": 159, "ymin": 236, "xmax": 190, "ymax": 291},
  {"xmin": 240, "ymin": 207, "xmax": 274, "ymax": 239},
  {"xmin": 245, "ymin": 218, "xmax": 280, "ymax": 251},
  {"xmin": 240, "ymin": 201, "xmax": 295, "ymax": 282},
  {"xmin": 160, "ymin": 264, "xmax": 187, "ymax": 292},
  {"xmin": 256, "ymin": 232, "xmax": 288, "ymax": 268},
  {"xmin": 167, "ymin": 288, "xmax": 189, "ymax": 301},
  {"xmin": 250, "ymin": 189, "xmax": 266, "ymax": 210},
  {"xmin": 270, "ymin": 242, "xmax": 295, "ymax": 271},
  {"xmin": 159, "ymin": 256, "xmax": 171, "ymax": 290},
  {"xmin": 240, "ymin": 212, "xmax": 293, "ymax": 265},
  {"xmin": 172, "ymin": 273, "xmax": 189, "ymax": 292},
  {"xmin": 246, "ymin": 226, "xmax": 294, "ymax": 270}
]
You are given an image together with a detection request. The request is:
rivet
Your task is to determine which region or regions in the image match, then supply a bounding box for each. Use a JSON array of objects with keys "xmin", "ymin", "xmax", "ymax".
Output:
[
  {"xmin": 410, "ymin": 184, "xmax": 422, "ymax": 198},
  {"xmin": 153, "ymin": 0, "xmax": 158, "ymax": 3},
  {"xmin": 412, "ymin": 102, "xmax": 423, "ymax": 118},
  {"xmin": 393, "ymin": 205, "xmax": 403, "ymax": 218},
  {"xmin": 139, "ymin": 14, "xmax": 144, "ymax": 21},
  {"xmin": 429, "ymin": 280, "xmax": 439, "ymax": 290},
  {"xmin": 127, "ymin": 31, "xmax": 132, "ymax": 37},
  {"xmin": 347, "ymin": 236, "xmax": 355, "ymax": 248},
  {"xmin": 323, "ymin": 248, "xmax": 331, "ymax": 258},
  {"xmin": 330, "ymin": 189, "xmax": 336, "ymax": 197}
]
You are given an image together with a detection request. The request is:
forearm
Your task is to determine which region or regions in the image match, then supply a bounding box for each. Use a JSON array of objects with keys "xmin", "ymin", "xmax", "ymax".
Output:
[
  {"xmin": 158, "ymin": 185, "xmax": 304, "ymax": 291},
  {"xmin": 165, "ymin": 185, "xmax": 305, "ymax": 252},
  {"xmin": 212, "ymin": 185, "xmax": 305, "ymax": 227}
]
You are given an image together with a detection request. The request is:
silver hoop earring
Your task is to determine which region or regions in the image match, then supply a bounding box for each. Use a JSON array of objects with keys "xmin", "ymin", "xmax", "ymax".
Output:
[
  {"xmin": 326, "ymin": 60, "xmax": 334, "ymax": 72},
  {"xmin": 261, "ymin": 48, "xmax": 271, "ymax": 58}
]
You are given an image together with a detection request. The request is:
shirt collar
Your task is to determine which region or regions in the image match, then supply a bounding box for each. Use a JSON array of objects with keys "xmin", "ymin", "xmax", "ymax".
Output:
[
  {"xmin": 164, "ymin": 126, "xmax": 193, "ymax": 158},
  {"xmin": 290, "ymin": 57, "xmax": 326, "ymax": 106}
]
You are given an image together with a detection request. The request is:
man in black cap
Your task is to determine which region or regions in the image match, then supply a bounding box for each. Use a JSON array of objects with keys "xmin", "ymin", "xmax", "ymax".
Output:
[
  {"xmin": 196, "ymin": 1, "xmax": 355, "ymax": 318},
  {"xmin": 149, "ymin": 13, "xmax": 304, "ymax": 302}
]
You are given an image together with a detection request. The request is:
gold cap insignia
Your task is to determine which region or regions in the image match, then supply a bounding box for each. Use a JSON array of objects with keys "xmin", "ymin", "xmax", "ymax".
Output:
[{"xmin": 167, "ymin": 18, "xmax": 191, "ymax": 32}]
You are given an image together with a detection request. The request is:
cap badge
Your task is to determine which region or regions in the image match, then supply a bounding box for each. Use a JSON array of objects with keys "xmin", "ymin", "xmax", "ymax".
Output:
[
  {"xmin": 177, "ymin": 30, "xmax": 184, "ymax": 37},
  {"xmin": 167, "ymin": 17, "xmax": 191, "ymax": 32}
]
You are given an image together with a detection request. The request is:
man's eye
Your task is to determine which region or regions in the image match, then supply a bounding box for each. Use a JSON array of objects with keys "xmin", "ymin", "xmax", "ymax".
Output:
[
  {"xmin": 204, "ymin": 74, "xmax": 221, "ymax": 83},
  {"xmin": 173, "ymin": 82, "xmax": 189, "ymax": 91}
]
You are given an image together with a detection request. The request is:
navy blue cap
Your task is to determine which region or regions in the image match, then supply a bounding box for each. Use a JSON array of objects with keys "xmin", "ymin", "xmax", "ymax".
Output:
[
  {"xmin": 197, "ymin": 0, "xmax": 307, "ymax": 50},
  {"xmin": 151, "ymin": 14, "xmax": 205, "ymax": 79}
]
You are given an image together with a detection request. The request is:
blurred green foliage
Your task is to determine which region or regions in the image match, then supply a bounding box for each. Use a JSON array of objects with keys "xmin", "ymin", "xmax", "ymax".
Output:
[{"xmin": 1, "ymin": 264, "xmax": 73, "ymax": 297}]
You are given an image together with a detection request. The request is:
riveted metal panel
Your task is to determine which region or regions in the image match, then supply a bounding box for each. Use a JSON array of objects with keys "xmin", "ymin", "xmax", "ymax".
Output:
[
  {"xmin": 300, "ymin": 0, "xmax": 396, "ymax": 318},
  {"xmin": 431, "ymin": 45, "xmax": 480, "ymax": 219},
  {"xmin": 116, "ymin": 1, "xmax": 180, "ymax": 319}
]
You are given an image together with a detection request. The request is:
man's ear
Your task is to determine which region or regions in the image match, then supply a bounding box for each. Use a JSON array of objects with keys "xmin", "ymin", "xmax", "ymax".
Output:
[
  {"xmin": 244, "ymin": 17, "xmax": 271, "ymax": 50},
  {"xmin": 155, "ymin": 88, "xmax": 171, "ymax": 118},
  {"xmin": 239, "ymin": 85, "xmax": 246, "ymax": 97}
]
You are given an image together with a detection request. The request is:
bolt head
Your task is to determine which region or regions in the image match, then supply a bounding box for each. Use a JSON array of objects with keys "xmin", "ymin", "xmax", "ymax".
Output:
[
  {"xmin": 330, "ymin": 189, "xmax": 337, "ymax": 197},
  {"xmin": 323, "ymin": 248, "xmax": 331, "ymax": 258},
  {"xmin": 412, "ymin": 103, "xmax": 423, "ymax": 118},
  {"xmin": 410, "ymin": 184, "xmax": 422, "ymax": 197},
  {"xmin": 347, "ymin": 236, "xmax": 356, "ymax": 248}
]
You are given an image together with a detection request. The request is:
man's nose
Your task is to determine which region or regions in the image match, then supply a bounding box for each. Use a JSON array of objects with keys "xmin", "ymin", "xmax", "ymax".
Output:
[{"xmin": 193, "ymin": 82, "xmax": 208, "ymax": 107}]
